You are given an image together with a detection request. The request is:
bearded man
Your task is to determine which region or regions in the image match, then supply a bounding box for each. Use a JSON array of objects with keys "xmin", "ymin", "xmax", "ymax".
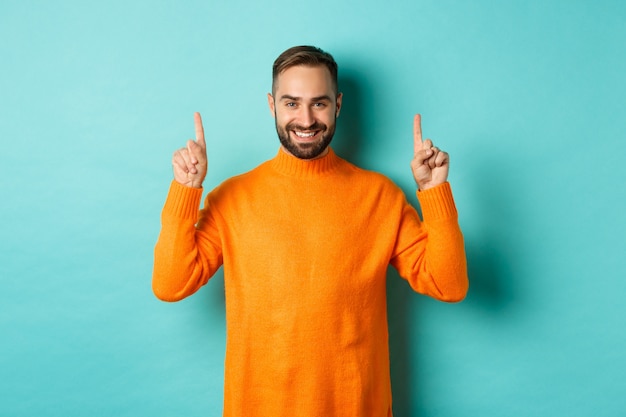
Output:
[{"xmin": 153, "ymin": 45, "xmax": 468, "ymax": 417}]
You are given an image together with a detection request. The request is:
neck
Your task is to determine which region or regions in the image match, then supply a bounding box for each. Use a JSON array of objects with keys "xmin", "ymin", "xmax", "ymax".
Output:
[{"xmin": 271, "ymin": 146, "xmax": 340, "ymax": 178}]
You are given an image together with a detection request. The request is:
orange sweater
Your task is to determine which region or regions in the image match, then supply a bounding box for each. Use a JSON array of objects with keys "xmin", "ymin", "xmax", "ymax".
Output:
[{"xmin": 153, "ymin": 147, "xmax": 468, "ymax": 417}]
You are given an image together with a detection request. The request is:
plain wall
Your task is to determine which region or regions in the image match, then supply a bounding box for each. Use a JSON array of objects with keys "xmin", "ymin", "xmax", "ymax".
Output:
[{"xmin": 1, "ymin": 0, "xmax": 625, "ymax": 415}]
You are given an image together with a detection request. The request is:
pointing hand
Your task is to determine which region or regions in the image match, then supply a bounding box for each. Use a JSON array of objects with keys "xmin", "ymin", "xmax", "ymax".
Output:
[
  {"xmin": 172, "ymin": 112, "xmax": 208, "ymax": 188},
  {"xmin": 410, "ymin": 114, "xmax": 449, "ymax": 191}
]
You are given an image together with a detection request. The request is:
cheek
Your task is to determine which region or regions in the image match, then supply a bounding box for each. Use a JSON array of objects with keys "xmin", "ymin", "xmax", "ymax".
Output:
[
  {"xmin": 276, "ymin": 114, "xmax": 290, "ymax": 128},
  {"xmin": 321, "ymin": 110, "xmax": 337, "ymax": 125},
  {"xmin": 274, "ymin": 109, "xmax": 288, "ymax": 122}
]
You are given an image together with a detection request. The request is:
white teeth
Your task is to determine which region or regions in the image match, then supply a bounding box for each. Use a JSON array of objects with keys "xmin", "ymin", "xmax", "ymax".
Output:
[{"xmin": 294, "ymin": 131, "xmax": 316, "ymax": 138}]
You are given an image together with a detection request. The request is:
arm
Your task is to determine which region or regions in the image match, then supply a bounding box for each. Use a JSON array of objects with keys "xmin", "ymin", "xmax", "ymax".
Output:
[
  {"xmin": 152, "ymin": 113, "xmax": 223, "ymax": 301},
  {"xmin": 390, "ymin": 115, "xmax": 468, "ymax": 302},
  {"xmin": 390, "ymin": 183, "xmax": 468, "ymax": 302}
]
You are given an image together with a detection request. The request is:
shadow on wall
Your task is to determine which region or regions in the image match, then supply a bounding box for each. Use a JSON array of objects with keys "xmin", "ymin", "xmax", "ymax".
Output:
[
  {"xmin": 465, "ymin": 235, "xmax": 515, "ymax": 313},
  {"xmin": 463, "ymin": 151, "xmax": 520, "ymax": 314},
  {"xmin": 334, "ymin": 73, "xmax": 366, "ymax": 161}
]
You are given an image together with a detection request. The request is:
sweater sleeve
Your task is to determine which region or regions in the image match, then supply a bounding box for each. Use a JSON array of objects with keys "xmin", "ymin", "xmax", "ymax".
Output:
[
  {"xmin": 152, "ymin": 180, "xmax": 224, "ymax": 301},
  {"xmin": 389, "ymin": 182, "xmax": 468, "ymax": 302}
]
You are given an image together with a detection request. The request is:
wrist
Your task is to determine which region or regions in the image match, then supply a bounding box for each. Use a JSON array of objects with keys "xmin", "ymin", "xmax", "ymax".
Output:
[
  {"xmin": 417, "ymin": 181, "xmax": 446, "ymax": 192},
  {"xmin": 173, "ymin": 178, "xmax": 204, "ymax": 189}
]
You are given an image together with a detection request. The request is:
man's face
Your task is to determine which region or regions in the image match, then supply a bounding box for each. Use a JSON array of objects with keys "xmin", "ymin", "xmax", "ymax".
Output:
[{"xmin": 268, "ymin": 65, "xmax": 342, "ymax": 160}]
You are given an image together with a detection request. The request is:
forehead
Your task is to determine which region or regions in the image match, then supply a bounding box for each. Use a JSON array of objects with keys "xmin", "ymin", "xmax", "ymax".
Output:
[{"xmin": 274, "ymin": 65, "xmax": 334, "ymax": 97}]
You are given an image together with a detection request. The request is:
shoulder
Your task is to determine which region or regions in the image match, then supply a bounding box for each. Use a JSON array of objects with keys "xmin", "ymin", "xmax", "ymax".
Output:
[
  {"xmin": 340, "ymin": 158, "xmax": 403, "ymax": 191},
  {"xmin": 335, "ymin": 158, "xmax": 410, "ymax": 209}
]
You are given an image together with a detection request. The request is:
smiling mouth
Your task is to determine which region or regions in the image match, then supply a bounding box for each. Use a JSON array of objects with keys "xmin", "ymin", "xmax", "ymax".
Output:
[{"xmin": 292, "ymin": 130, "xmax": 320, "ymax": 141}]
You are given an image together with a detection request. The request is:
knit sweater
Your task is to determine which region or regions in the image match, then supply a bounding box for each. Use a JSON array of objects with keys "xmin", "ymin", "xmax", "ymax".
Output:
[{"xmin": 153, "ymin": 147, "xmax": 468, "ymax": 417}]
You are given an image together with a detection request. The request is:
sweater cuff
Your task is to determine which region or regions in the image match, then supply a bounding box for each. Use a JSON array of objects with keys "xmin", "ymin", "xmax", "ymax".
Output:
[
  {"xmin": 416, "ymin": 182, "xmax": 458, "ymax": 222},
  {"xmin": 162, "ymin": 180, "xmax": 204, "ymax": 219}
]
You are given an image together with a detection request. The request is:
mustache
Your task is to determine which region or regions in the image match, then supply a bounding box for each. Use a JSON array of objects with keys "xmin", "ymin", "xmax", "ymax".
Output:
[{"xmin": 286, "ymin": 121, "xmax": 327, "ymax": 131}]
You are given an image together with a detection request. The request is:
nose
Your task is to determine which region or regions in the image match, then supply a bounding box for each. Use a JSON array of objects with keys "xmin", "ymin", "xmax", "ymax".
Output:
[{"xmin": 299, "ymin": 106, "xmax": 315, "ymax": 128}]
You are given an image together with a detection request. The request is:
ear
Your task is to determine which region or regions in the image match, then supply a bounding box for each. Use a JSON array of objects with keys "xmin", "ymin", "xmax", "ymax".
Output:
[
  {"xmin": 267, "ymin": 93, "xmax": 276, "ymax": 117},
  {"xmin": 335, "ymin": 92, "xmax": 343, "ymax": 118}
]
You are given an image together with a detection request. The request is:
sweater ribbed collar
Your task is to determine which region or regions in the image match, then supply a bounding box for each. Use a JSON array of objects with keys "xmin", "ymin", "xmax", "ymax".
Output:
[{"xmin": 270, "ymin": 147, "xmax": 342, "ymax": 178}]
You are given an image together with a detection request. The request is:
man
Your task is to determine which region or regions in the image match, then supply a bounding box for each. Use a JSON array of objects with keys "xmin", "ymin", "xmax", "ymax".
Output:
[{"xmin": 153, "ymin": 45, "xmax": 468, "ymax": 417}]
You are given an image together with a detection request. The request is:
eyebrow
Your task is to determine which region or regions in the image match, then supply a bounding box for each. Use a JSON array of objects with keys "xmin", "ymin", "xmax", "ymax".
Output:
[{"xmin": 279, "ymin": 94, "xmax": 333, "ymax": 102}]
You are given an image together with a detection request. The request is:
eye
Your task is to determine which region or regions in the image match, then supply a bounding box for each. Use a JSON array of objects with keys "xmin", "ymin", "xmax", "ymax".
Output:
[
  {"xmin": 313, "ymin": 102, "xmax": 327, "ymax": 108},
  {"xmin": 286, "ymin": 102, "xmax": 297, "ymax": 108}
]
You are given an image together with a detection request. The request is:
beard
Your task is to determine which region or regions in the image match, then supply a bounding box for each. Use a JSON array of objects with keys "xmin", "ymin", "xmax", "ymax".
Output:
[{"xmin": 275, "ymin": 118, "xmax": 336, "ymax": 160}]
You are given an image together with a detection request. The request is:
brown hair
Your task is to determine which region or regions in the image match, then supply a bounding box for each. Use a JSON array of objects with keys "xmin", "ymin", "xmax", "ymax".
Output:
[{"xmin": 272, "ymin": 45, "xmax": 338, "ymax": 95}]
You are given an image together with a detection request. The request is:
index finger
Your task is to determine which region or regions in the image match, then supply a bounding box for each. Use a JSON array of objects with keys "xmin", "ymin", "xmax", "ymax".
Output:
[
  {"xmin": 413, "ymin": 114, "xmax": 423, "ymax": 155},
  {"xmin": 194, "ymin": 112, "xmax": 205, "ymax": 147}
]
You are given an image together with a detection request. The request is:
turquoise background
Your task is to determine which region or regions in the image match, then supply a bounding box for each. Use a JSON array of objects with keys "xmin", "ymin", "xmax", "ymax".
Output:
[{"xmin": 2, "ymin": 0, "xmax": 625, "ymax": 415}]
